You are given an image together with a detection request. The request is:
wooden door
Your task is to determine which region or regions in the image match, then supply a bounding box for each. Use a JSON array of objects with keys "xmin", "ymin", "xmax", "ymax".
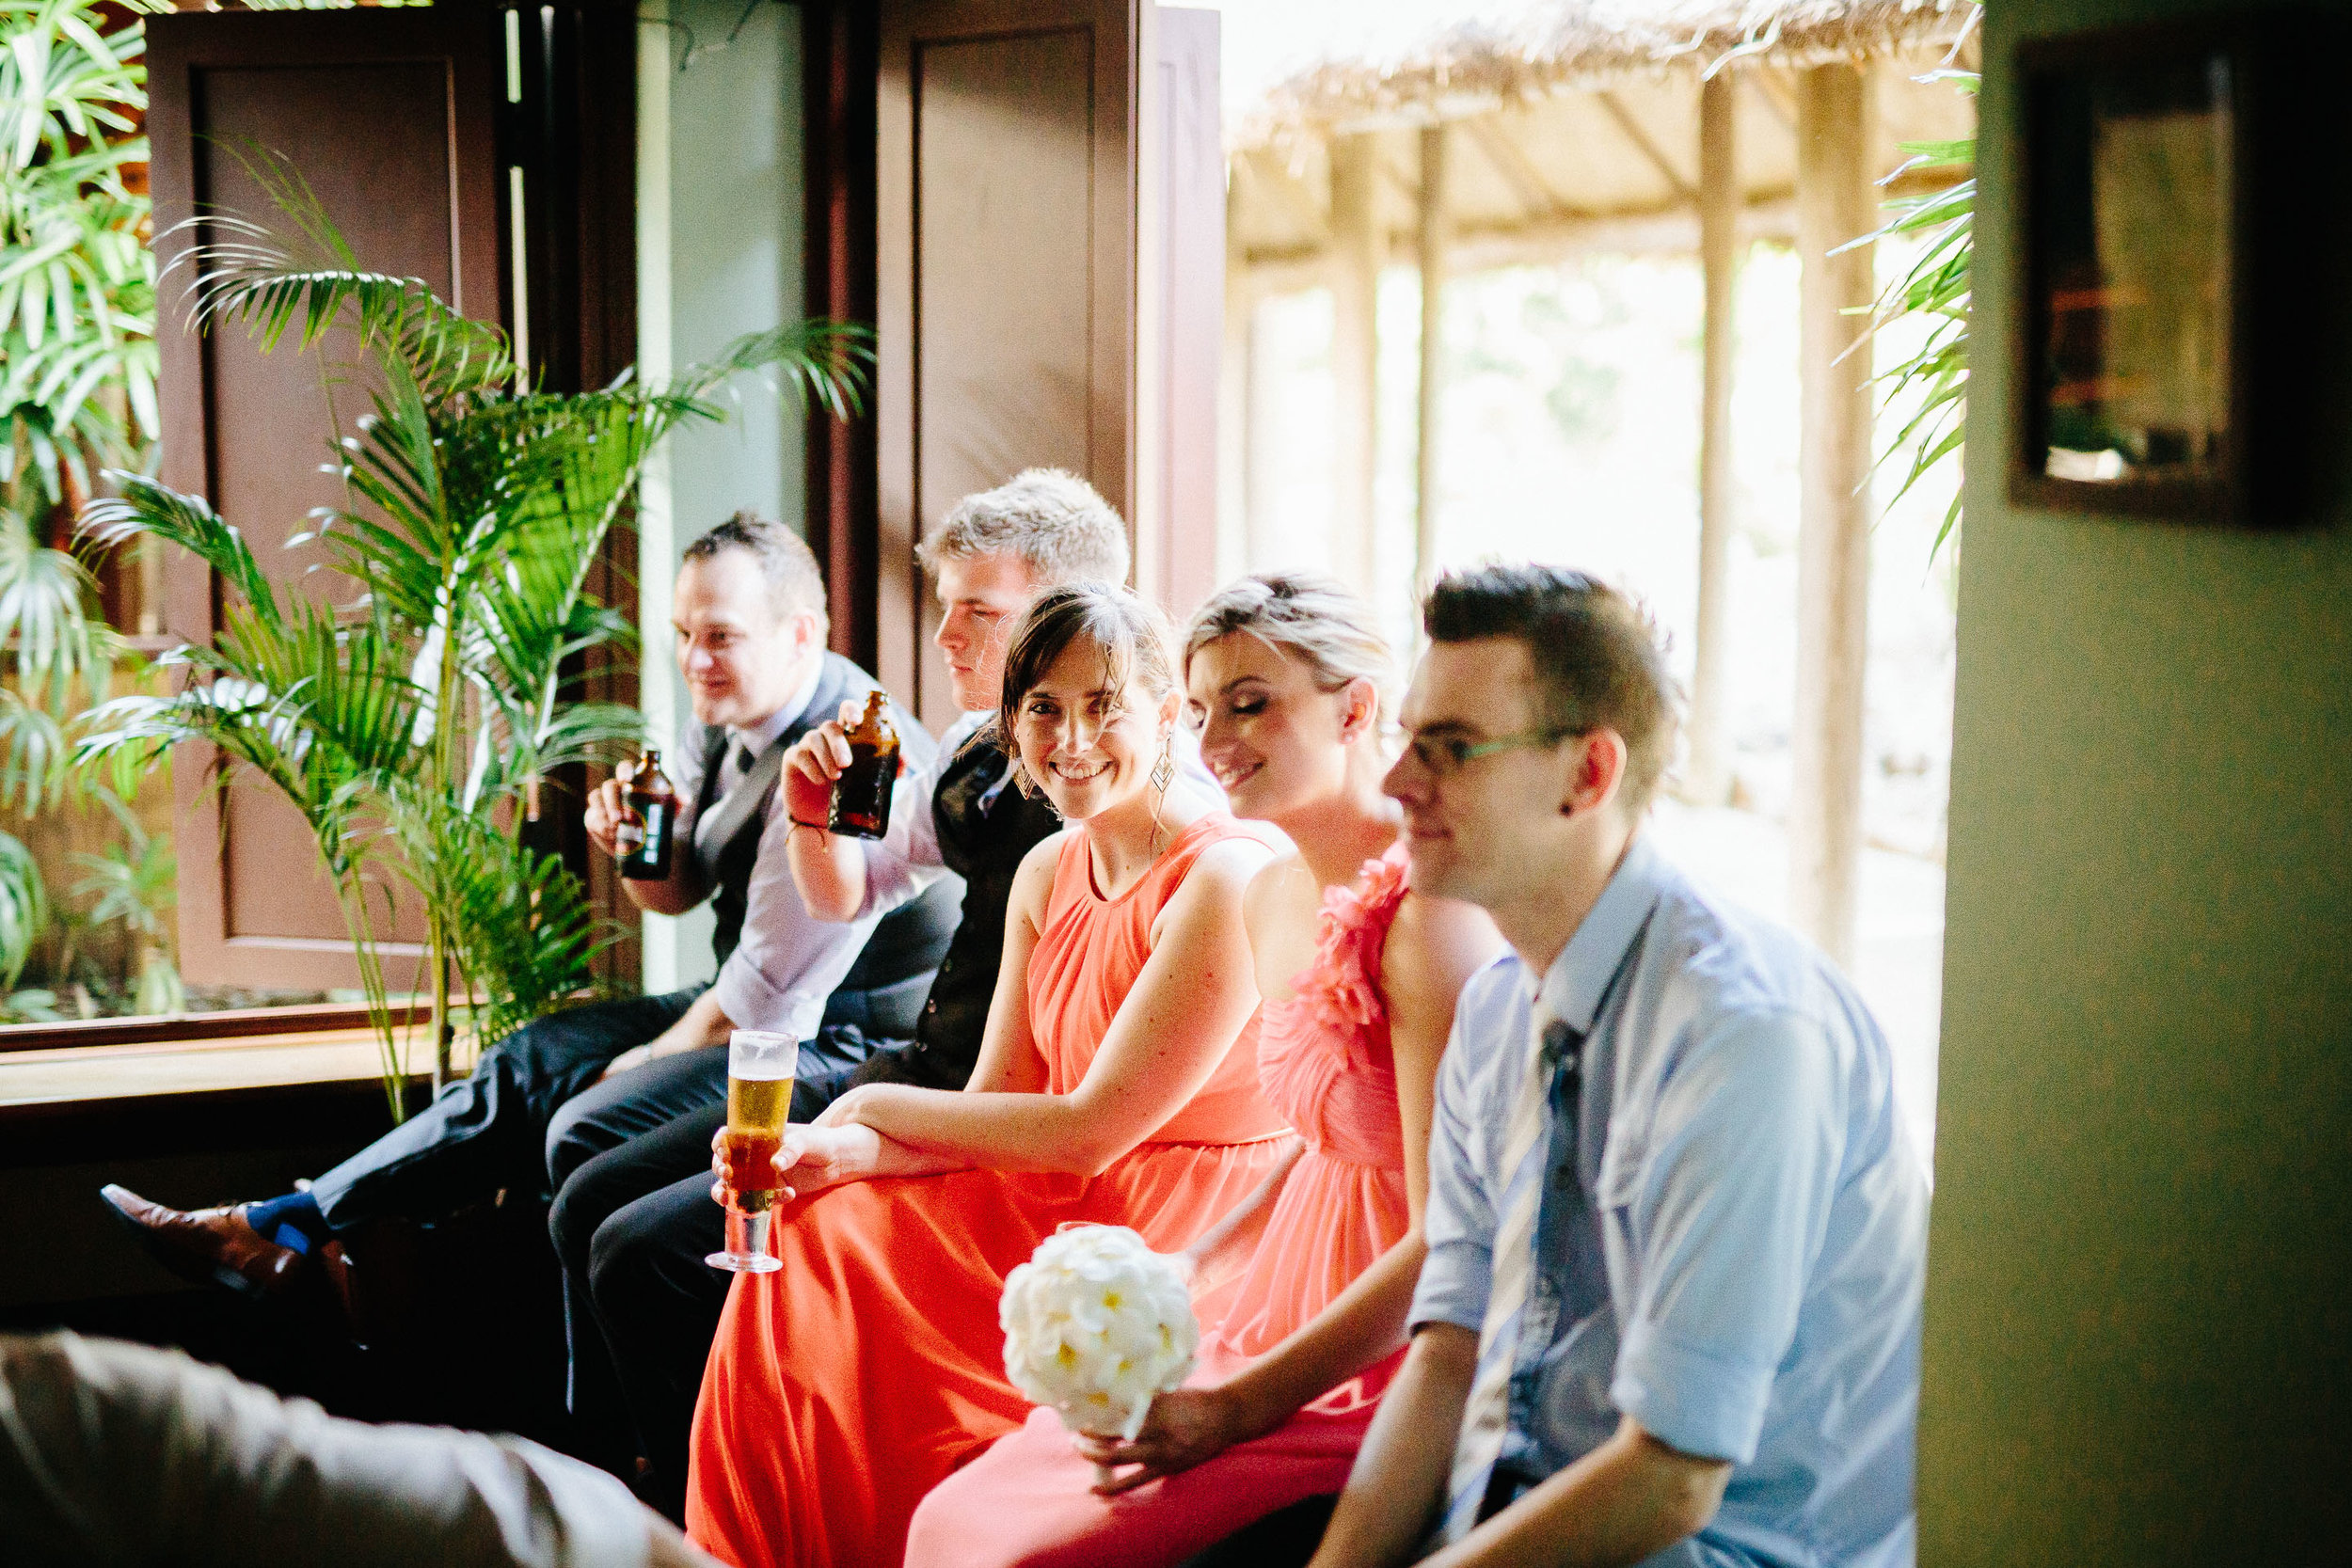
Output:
[
  {"xmin": 1137, "ymin": 6, "xmax": 1222, "ymax": 621},
  {"xmin": 148, "ymin": 7, "xmax": 504, "ymax": 990},
  {"xmin": 876, "ymin": 0, "xmax": 1139, "ymax": 731}
]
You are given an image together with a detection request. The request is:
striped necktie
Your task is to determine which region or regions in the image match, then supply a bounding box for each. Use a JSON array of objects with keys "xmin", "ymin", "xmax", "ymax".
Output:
[{"xmin": 1440, "ymin": 1006, "xmax": 1581, "ymax": 1544}]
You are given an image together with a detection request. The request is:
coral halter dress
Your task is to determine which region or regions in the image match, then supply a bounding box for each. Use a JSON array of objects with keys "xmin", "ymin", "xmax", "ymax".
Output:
[
  {"xmin": 904, "ymin": 841, "xmax": 1418, "ymax": 1568},
  {"xmin": 685, "ymin": 815, "xmax": 1292, "ymax": 1568}
]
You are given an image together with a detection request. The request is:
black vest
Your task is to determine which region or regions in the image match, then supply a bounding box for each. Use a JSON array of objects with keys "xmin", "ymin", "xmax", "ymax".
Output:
[
  {"xmin": 903, "ymin": 730, "xmax": 1064, "ymax": 1083},
  {"xmin": 691, "ymin": 652, "xmax": 864, "ymax": 970}
]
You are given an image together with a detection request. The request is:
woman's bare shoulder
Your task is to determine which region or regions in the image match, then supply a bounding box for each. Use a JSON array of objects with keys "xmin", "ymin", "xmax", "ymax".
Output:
[
  {"xmin": 1171, "ymin": 833, "xmax": 1280, "ymax": 915},
  {"xmin": 1009, "ymin": 828, "xmax": 1074, "ymax": 913},
  {"xmin": 1381, "ymin": 890, "xmax": 1506, "ymax": 1008}
]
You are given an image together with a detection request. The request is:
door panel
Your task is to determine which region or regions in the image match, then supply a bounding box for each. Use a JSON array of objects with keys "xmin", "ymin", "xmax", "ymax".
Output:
[
  {"xmin": 149, "ymin": 8, "xmax": 502, "ymax": 990},
  {"xmin": 1140, "ymin": 6, "xmax": 1221, "ymax": 620},
  {"xmin": 878, "ymin": 0, "xmax": 1136, "ymax": 731}
]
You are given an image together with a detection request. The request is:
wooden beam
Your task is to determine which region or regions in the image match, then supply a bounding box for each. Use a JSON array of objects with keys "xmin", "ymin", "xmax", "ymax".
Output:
[
  {"xmin": 1465, "ymin": 113, "xmax": 1585, "ymax": 224},
  {"xmin": 1217, "ymin": 217, "xmax": 1254, "ymax": 587},
  {"xmin": 1236, "ymin": 194, "xmax": 1803, "ymax": 292},
  {"xmin": 1791, "ymin": 63, "xmax": 1874, "ymax": 970},
  {"xmin": 1327, "ymin": 133, "xmax": 1380, "ymax": 599},
  {"xmin": 1234, "ymin": 148, "xmax": 1328, "ymax": 245},
  {"xmin": 1751, "ymin": 66, "xmax": 1799, "ymax": 136},
  {"xmin": 1596, "ymin": 89, "xmax": 1699, "ymax": 205},
  {"xmin": 1686, "ymin": 71, "xmax": 1738, "ymax": 808},
  {"xmin": 1415, "ymin": 122, "xmax": 1449, "ymax": 601}
]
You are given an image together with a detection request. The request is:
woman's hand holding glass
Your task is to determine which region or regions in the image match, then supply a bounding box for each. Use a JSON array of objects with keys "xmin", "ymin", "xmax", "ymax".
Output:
[{"xmin": 706, "ymin": 1119, "xmax": 882, "ymax": 1204}]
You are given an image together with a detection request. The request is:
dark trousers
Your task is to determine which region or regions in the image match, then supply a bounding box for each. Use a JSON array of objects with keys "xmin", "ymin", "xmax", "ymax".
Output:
[
  {"xmin": 544, "ymin": 1027, "xmax": 883, "ymax": 1521},
  {"xmin": 308, "ymin": 989, "xmax": 704, "ymax": 1229}
]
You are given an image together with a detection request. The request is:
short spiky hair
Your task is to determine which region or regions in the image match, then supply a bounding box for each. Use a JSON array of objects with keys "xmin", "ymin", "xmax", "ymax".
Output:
[
  {"xmin": 916, "ymin": 468, "xmax": 1130, "ymax": 587},
  {"xmin": 1423, "ymin": 563, "xmax": 1679, "ymax": 810},
  {"xmin": 684, "ymin": 511, "xmax": 829, "ymax": 626}
]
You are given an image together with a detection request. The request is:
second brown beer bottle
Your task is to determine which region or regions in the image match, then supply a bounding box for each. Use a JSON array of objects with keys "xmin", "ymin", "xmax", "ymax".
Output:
[
  {"xmin": 828, "ymin": 690, "xmax": 899, "ymax": 839},
  {"xmin": 615, "ymin": 746, "xmax": 678, "ymax": 879}
]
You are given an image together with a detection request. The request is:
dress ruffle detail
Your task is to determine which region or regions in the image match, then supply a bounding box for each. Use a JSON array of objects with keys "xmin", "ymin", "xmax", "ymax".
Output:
[{"xmin": 1279, "ymin": 841, "xmax": 1410, "ymax": 1072}]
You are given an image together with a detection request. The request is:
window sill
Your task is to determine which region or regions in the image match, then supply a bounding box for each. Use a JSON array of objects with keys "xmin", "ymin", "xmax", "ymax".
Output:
[{"xmin": 0, "ymin": 1001, "xmax": 435, "ymax": 1055}]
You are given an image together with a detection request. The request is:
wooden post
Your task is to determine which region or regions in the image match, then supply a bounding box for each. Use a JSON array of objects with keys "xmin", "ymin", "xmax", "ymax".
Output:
[
  {"xmin": 1687, "ymin": 71, "xmax": 1738, "ymax": 807},
  {"xmin": 1217, "ymin": 241, "xmax": 1253, "ymax": 587},
  {"xmin": 1415, "ymin": 122, "xmax": 1449, "ymax": 599},
  {"xmin": 1792, "ymin": 64, "xmax": 1874, "ymax": 970},
  {"xmin": 1327, "ymin": 132, "xmax": 1380, "ymax": 598}
]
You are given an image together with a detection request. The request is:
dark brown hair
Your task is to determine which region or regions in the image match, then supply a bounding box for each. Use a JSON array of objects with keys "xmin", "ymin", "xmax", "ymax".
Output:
[
  {"xmin": 1423, "ymin": 563, "xmax": 1680, "ymax": 809},
  {"xmin": 993, "ymin": 581, "xmax": 1176, "ymax": 797}
]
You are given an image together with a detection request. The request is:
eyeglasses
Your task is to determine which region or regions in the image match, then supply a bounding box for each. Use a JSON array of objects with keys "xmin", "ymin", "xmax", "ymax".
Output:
[{"xmin": 1401, "ymin": 725, "xmax": 1582, "ymax": 779}]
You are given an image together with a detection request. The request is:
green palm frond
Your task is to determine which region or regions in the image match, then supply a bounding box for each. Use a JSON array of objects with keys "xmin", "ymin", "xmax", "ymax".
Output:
[
  {"xmin": 172, "ymin": 145, "xmax": 514, "ymax": 403},
  {"xmin": 3, "ymin": 0, "xmax": 155, "ymax": 515},
  {"xmin": 93, "ymin": 162, "xmax": 870, "ymax": 1100},
  {"xmin": 69, "ymin": 784, "xmax": 172, "ymax": 939},
  {"xmin": 1851, "ymin": 60, "xmax": 1976, "ymax": 561},
  {"xmin": 84, "ymin": 477, "xmax": 283, "ymax": 632},
  {"xmin": 0, "ymin": 683, "xmax": 71, "ymax": 811},
  {"xmin": 0, "ymin": 827, "xmax": 47, "ymax": 988}
]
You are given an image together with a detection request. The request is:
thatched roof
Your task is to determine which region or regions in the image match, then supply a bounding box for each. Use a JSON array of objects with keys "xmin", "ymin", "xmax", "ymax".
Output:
[{"xmin": 1236, "ymin": 0, "xmax": 1975, "ymax": 150}]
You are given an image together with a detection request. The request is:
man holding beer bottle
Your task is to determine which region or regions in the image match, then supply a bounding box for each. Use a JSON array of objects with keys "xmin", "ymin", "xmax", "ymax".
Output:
[{"xmin": 98, "ymin": 515, "xmax": 955, "ymax": 1500}]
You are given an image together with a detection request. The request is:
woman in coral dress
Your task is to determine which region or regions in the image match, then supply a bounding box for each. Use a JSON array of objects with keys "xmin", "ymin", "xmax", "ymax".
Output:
[
  {"xmin": 686, "ymin": 584, "xmax": 1291, "ymax": 1568},
  {"xmin": 904, "ymin": 575, "xmax": 1502, "ymax": 1568}
]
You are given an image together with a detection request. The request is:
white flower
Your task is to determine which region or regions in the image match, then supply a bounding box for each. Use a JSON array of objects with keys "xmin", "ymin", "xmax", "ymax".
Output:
[{"xmin": 1000, "ymin": 1225, "xmax": 1199, "ymax": 1441}]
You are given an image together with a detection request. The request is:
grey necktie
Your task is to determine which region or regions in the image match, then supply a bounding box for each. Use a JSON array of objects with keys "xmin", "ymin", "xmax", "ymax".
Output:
[
  {"xmin": 718, "ymin": 740, "xmax": 756, "ymax": 800},
  {"xmin": 1442, "ymin": 1009, "xmax": 1581, "ymax": 1541}
]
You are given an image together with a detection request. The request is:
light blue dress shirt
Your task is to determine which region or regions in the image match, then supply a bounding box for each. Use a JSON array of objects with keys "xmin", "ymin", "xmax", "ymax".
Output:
[{"xmin": 1409, "ymin": 835, "xmax": 1928, "ymax": 1568}]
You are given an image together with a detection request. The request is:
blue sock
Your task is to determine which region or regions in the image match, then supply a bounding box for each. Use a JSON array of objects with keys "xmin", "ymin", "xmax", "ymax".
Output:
[{"xmin": 243, "ymin": 1190, "xmax": 326, "ymax": 1255}]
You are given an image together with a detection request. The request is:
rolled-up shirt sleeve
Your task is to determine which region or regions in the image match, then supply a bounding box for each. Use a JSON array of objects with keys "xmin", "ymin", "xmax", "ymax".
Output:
[
  {"xmin": 708, "ymin": 801, "xmax": 876, "ymax": 1040},
  {"xmin": 1409, "ymin": 988, "xmax": 1504, "ymax": 1336},
  {"xmin": 1608, "ymin": 1008, "xmax": 1847, "ymax": 1465}
]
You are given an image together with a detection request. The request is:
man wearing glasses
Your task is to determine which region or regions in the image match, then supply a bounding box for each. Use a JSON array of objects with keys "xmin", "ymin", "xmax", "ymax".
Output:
[{"xmin": 1206, "ymin": 564, "xmax": 1927, "ymax": 1568}]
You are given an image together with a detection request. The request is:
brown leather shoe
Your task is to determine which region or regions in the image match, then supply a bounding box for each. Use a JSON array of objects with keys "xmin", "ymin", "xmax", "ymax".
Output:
[{"xmin": 99, "ymin": 1184, "xmax": 308, "ymax": 1299}]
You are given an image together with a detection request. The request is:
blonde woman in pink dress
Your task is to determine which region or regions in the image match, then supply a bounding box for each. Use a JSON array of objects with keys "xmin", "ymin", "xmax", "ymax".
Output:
[{"xmin": 905, "ymin": 575, "xmax": 1502, "ymax": 1568}]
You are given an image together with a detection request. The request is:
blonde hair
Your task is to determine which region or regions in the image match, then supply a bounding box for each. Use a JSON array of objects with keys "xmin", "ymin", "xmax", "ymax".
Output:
[
  {"xmin": 1184, "ymin": 572, "xmax": 1393, "ymax": 721},
  {"xmin": 917, "ymin": 468, "xmax": 1130, "ymax": 587},
  {"xmin": 994, "ymin": 582, "xmax": 1177, "ymax": 798}
]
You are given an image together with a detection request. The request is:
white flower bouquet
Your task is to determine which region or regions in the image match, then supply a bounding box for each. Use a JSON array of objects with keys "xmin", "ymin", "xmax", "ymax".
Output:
[{"xmin": 1000, "ymin": 1225, "xmax": 1199, "ymax": 1468}]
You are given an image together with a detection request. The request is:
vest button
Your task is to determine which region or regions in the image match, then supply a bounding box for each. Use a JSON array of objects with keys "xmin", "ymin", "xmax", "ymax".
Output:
[{"xmin": 925, "ymin": 1000, "xmax": 937, "ymax": 1013}]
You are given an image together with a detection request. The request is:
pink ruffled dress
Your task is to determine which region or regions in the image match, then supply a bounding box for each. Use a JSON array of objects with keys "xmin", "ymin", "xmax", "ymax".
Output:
[{"xmin": 904, "ymin": 842, "xmax": 1416, "ymax": 1568}]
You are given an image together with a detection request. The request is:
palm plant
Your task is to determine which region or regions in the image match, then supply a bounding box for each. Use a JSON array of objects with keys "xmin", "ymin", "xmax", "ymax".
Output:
[
  {"xmin": 0, "ymin": 0, "xmax": 155, "ymax": 1008},
  {"xmin": 1864, "ymin": 98, "xmax": 1972, "ymax": 560},
  {"xmin": 82, "ymin": 151, "xmax": 870, "ymax": 1113},
  {"xmin": 1855, "ymin": 18, "xmax": 1978, "ymax": 562},
  {"xmin": 69, "ymin": 782, "xmax": 178, "ymax": 1014}
]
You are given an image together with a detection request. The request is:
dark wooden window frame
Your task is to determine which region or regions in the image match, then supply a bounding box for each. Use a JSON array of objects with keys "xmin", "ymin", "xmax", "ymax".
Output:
[{"xmin": 0, "ymin": 0, "xmax": 644, "ymax": 1054}]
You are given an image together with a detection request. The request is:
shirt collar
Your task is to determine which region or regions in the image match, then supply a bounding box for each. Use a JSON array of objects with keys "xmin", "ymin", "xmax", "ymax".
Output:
[
  {"xmin": 1534, "ymin": 832, "xmax": 1671, "ymax": 1035},
  {"xmin": 730, "ymin": 658, "xmax": 826, "ymax": 756}
]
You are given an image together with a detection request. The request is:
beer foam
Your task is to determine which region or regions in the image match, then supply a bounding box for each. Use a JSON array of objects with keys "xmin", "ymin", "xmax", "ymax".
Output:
[{"xmin": 727, "ymin": 1030, "xmax": 800, "ymax": 1081}]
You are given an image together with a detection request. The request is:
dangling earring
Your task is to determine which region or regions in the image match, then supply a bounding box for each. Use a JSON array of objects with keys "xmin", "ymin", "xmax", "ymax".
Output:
[{"xmin": 1148, "ymin": 732, "xmax": 1175, "ymax": 852}]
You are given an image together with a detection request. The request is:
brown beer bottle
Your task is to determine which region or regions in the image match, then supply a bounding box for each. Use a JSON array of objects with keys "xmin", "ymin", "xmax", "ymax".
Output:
[
  {"xmin": 828, "ymin": 690, "xmax": 899, "ymax": 840},
  {"xmin": 615, "ymin": 746, "xmax": 678, "ymax": 879}
]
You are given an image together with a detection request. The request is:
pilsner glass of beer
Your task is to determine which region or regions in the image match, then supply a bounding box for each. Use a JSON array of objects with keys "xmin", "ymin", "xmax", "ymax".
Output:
[{"xmin": 707, "ymin": 1030, "xmax": 800, "ymax": 1274}]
